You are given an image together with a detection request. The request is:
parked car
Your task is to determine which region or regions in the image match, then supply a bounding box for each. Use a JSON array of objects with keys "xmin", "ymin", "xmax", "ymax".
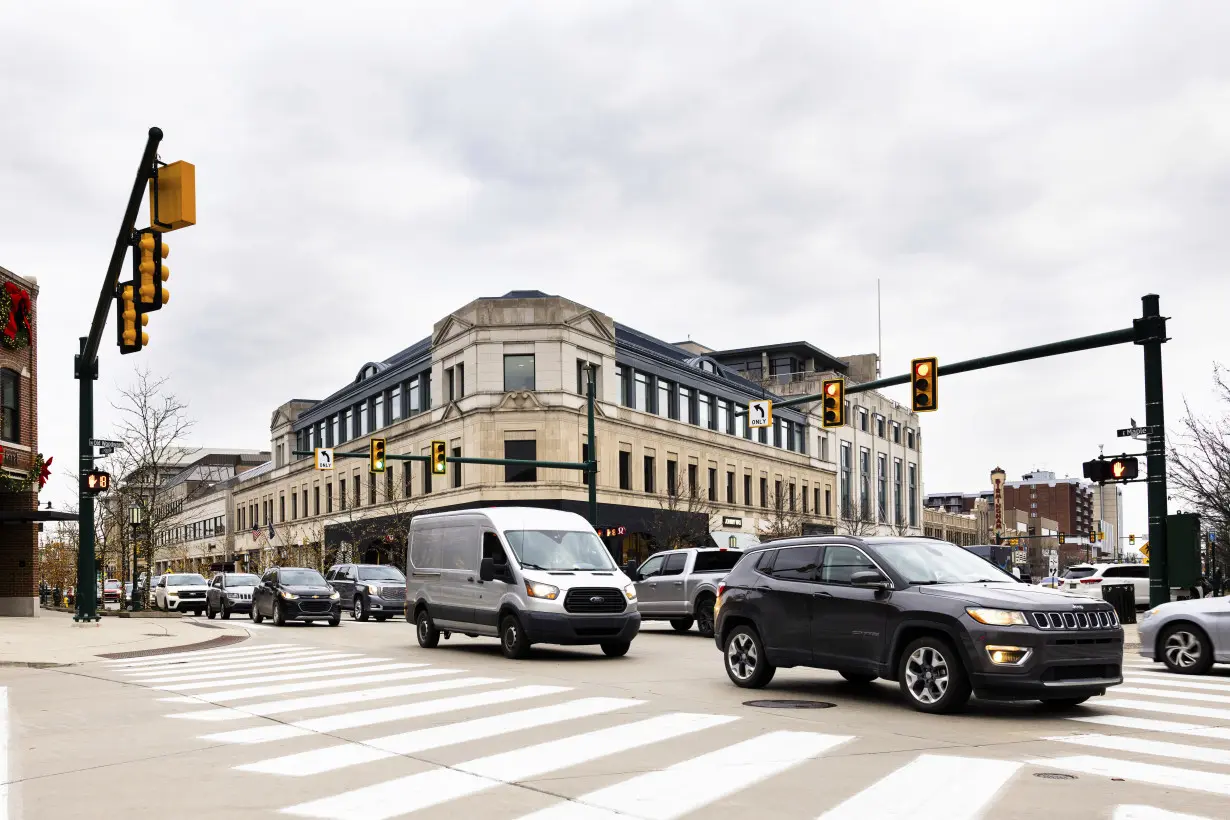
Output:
[
  {"xmin": 154, "ymin": 573, "xmax": 209, "ymax": 614},
  {"xmin": 1137, "ymin": 594, "xmax": 1230, "ymax": 674},
  {"xmin": 251, "ymin": 567, "xmax": 341, "ymax": 626},
  {"xmin": 714, "ymin": 536, "xmax": 1123, "ymax": 713},
  {"xmin": 632, "ymin": 547, "xmax": 741, "ymax": 637},
  {"xmin": 102, "ymin": 579, "xmax": 123, "ymax": 605},
  {"xmin": 1062, "ymin": 563, "xmax": 1199, "ymax": 606},
  {"xmin": 408, "ymin": 507, "xmax": 640, "ymax": 659},
  {"xmin": 206, "ymin": 572, "xmax": 261, "ymax": 619},
  {"xmin": 147, "ymin": 576, "xmax": 162, "ymax": 606},
  {"xmin": 326, "ymin": 563, "xmax": 406, "ymax": 622}
]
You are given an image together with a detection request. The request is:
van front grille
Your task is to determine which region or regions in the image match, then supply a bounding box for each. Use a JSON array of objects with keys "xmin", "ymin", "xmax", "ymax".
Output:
[{"xmin": 563, "ymin": 588, "xmax": 627, "ymax": 614}]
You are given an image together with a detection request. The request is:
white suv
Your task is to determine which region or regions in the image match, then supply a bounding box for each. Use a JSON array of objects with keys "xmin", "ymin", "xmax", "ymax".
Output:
[
  {"xmin": 1063, "ymin": 563, "xmax": 1199, "ymax": 606},
  {"xmin": 155, "ymin": 572, "xmax": 210, "ymax": 614}
]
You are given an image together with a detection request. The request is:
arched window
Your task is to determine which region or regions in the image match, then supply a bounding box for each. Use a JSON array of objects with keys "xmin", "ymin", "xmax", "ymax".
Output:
[{"xmin": 1, "ymin": 368, "xmax": 19, "ymax": 443}]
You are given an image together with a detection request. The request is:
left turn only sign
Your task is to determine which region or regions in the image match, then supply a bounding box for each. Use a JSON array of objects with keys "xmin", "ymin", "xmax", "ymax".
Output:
[
  {"xmin": 749, "ymin": 400, "xmax": 772, "ymax": 429},
  {"xmin": 314, "ymin": 448, "xmax": 334, "ymax": 470}
]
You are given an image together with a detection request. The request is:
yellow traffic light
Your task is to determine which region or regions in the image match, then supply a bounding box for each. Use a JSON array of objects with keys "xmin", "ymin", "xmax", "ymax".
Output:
[
  {"xmin": 1129, "ymin": 534, "xmax": 1136, "ymax": 545},
  {"xmin": 821, "ymin": 378, "xmax": 845, "ymax": 428},
  {"xmin": 370, "ymin": 438, "xmax": 386, "ymax": 473},
  {"xmin": 431, "ymin": 440, "xmax": 447, "ymax": 475},
  {"xmin": 150, "ymin": 160, "xmax": 196, "ymax": 232},
  {"xmin": 116, "ymin": 282, "xmax": 147, "ymax": 354},
  {"xmin": 135, "ymin": 230, "xmax": 170, "ymax": 311},
  {"xmin": 911, "ymin": 357, "xmax": 938, "ymax": 412},
  {"xmin": 1058, "ymin": 532, "xmax": 1066, "ymax": 545}
]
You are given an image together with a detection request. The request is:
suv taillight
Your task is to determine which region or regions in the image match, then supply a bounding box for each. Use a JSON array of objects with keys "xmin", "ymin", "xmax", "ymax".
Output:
[
  {"xmin": 717, "ymin": 582, "xmax": 726, "ymax": 598},
  {"xmin": 1079, "ymin": 578, "xmax": 1104, "ymax": 584}
]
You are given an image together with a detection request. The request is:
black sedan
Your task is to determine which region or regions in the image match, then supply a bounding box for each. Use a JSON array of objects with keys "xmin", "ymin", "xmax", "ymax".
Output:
[{"xmin": 251, "ymin": 567, "xmax": 341, "ymax": 627}]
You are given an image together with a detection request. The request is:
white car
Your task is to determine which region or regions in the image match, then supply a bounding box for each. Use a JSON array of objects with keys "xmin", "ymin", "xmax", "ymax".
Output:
[
  {"xmin": 155, "ymin": 572, "xmax": 210, "ymax": 614},
  {"xmin": 1062, "ymin": 563, "xmax": 1199, "ymax": 606}
]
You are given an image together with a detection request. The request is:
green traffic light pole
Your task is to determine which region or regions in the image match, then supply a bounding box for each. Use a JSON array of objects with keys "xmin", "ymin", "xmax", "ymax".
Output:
[
  {"xmin": 738, "ymin": 294, "xmax": 1171, "ymax": 604},
  {"xmin": 73, "ymin": 127, "xmax": 165, "ymax": 623}
]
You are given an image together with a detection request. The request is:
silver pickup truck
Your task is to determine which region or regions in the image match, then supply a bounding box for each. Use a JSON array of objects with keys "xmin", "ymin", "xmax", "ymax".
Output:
[{"xmin": 632, "ymin": 547, "xmax": 743, "ymax": 637}]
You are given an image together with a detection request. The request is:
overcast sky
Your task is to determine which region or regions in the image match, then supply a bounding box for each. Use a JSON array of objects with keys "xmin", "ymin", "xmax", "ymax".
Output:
[{"xmin": 4, "ymin": 1, "xmax": 1228, "ymax": 547}]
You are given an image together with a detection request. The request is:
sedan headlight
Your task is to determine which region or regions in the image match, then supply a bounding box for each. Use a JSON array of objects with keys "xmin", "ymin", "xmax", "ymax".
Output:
[
  {"xmin": 623, "ymin": 584, "xmax": 637, "ymax": 601},
  {"xmin": 966, "ymin": 607, "xmax": 1028, "ymax": 626},
  {"xmin": 525, "ymin": 580, "xmax": 560, "ymax": 600},
  {"xmin": 280, "ymin": 591, "xmax": 299, "ymax": 600},
  {"xmin": 1140, "ymin": 608, "xmax": 1158, "ymax": 620},
  {"xmin": 330, "ymin": 591, "xmax": 340, "ymax": 600}
]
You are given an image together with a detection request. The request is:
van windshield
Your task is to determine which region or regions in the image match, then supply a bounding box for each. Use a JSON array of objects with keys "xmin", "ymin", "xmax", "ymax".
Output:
[{"xmin": 504, "ymin": 530, "xmax": 617, "ymax": 571}]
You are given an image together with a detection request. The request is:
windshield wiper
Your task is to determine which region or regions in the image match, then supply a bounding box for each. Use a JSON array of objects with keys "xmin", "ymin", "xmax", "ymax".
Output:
[
  {"xmin": 518, "ymin": 561, "xmax": 549, "ymax": 570},
  {"xmin": 907, "ymin": 580, "xmax": 941, "ymax": 585}
]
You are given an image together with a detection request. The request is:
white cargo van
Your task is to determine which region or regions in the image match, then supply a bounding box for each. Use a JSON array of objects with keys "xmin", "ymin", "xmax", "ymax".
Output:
[{"xmin": 407, "ymin": 507, "xmax": 640, "ymax": 658}]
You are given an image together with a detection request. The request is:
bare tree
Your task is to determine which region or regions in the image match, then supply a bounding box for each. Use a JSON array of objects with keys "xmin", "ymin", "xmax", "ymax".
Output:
[
  {"xmin": 327, "ymin": 469, "xmax": 423, "ymax": 569},
  {"xmin": 1170, "ymin": 364, "xmax": 1230, "ymax": 572},
  {"xmin": 891, "ymin": 509, "xmax": 912, "ymax": 537},
  {"xmin": 839, "ymin": 497, "xmax": 877, "ymax": 536},
  {"xmin": 759, "ymin": 489, "xmax": 811, "ymax": 540},
  {"xmin": 651, "ymin": 480, "xmax": 718, "ymax": 550}
]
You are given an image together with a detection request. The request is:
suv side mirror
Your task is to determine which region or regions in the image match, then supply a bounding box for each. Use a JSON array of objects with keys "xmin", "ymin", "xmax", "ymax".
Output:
[{"xmin": 851, "ymin": 570, "xmax": 892, "ymax": 590}]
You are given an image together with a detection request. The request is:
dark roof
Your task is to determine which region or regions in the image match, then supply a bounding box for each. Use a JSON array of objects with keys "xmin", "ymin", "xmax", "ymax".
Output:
[
  {"xmin": 492, "ymin": 290, "xmax": 553, "ymax": 299},
  {"xmin": 707, "ymin": 341, "xmax": 849, "ymax": 374},
  {"xmin": 614, "ymin": 322, "xmax": 782, "ymax": 401}
]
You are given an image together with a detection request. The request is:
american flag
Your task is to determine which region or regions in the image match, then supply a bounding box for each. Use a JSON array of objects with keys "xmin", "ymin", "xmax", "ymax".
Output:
[{"xmin": 251, "ymin": 523, "xmax": 260, "ymax": 541}]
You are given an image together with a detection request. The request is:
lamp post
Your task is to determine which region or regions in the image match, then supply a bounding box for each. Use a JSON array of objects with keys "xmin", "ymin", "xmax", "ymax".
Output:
[{"xmin": 129, "ymin": 504, "xmax": 144, "ymax": 611}]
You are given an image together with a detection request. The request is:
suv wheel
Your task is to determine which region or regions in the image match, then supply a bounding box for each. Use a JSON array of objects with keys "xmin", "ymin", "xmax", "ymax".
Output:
[
  {"xmin": 898, "ymin": 637, "xmax": 971, "ymax": 713},
  {"xmin": 669, "ymin": 618, "xmax": 694, "ymax": 632},
  {"xmin": 273, "ymin": 600, "xmax": 287, "ymax": 627},
  {"xmin": 695, "ymin": 595, "xmax": 716, "ymax": 638},
  {"xmin": 723, "ymin": 625, "xmax": 775, "ymax": 688},
  {"xmin": 500, "ymin": 615, "xmax": 530, "ymax": 660},
  {"xmin": 251, "ymin": 603, "xmax": 264, "ymax": 624},
  {"xmin": 352, "ymin": 596, "xmax": 369, "ymax": 622},
  {"xmin": 416, "ymin": 609, "xmax": 440, "ymax": 648},
  {"xmin": 205, "ymin": 601, "xmax": 216, "ymax": 620},
  {"xmin": 1160, "ymin": 623, "xmax": 1214, "ymax": 675}
]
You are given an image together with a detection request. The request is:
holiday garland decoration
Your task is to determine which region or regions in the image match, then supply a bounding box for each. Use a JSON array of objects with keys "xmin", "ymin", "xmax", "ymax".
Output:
[
  {"xmin": 0, "ymin": 281, "xmax": 33, "ymax": 349},
  {"xmin": 0, "ymin": 451, "xmax": 48, "ymax": 493}
]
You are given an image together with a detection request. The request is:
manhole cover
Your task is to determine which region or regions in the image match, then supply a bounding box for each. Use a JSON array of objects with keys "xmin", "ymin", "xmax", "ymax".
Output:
[
  {"xmin": 743, "ymin": 700, "xmax": 836, "ymax": 709},
  {"xmin": 1034, "ymin": 773, "xmax": 1078, "ymax": 780}
]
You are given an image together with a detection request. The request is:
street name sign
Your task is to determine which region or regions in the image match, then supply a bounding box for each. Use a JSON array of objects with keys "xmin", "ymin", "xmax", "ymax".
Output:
[
  {"xmin": 90, "ymin": 438, "xmax": 123, "ymax": 448},
  {"xmin": 749, "ymin": 400, "xmax": 772, "ymax": 429},
  {"xmin": 1117, "ymin": 426, "xmax": 1149, "ymax": 437}
]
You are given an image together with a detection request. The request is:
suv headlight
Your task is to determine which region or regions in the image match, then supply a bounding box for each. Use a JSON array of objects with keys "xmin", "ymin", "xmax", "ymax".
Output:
[
  {"xmin": 280, "ymin": 591, "xmax": 299, "ymax": 600},
  {"xmin": 330, "ymin": 591, "xmax": 340, "ymax": 600},
  {"xmin": 525, "ymin": 580, "xmax": 560, "ymax": 600},
  {"xmin": 624, "ymin": 584, "xmax": 637, "ymax": 601},
  {"xmin": 966, "ymin": 607, "xmax": 1028, "ymax": 626}
]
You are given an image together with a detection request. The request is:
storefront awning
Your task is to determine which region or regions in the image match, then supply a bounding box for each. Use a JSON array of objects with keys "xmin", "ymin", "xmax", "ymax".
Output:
[
  {"xmin": 0, "ymin": 510, "xmax": 78, "ymax": 523},
  {"xmin": 710, "ymin": 530, "xmax": 761, "ymax": 550}
]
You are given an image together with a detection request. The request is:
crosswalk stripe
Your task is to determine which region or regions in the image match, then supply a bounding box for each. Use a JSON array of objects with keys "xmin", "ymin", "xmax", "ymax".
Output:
[
  {"xmin": 520, "ymin": 730, "xmax": 853, "ymax": 820},
  {"xmin": 1114, "ymin": 805, "xmax": 1216, "ymax": 820},
  {"xmin": 152, "ymin": 662, "xmax": 424, "ymax": 692},
  {"xmin": 816, "ymin": 755, "xmax": 1022, "ymax": 820},
  {"xmin": 1116, "ymin": 687, "xmax": 1230, "ymax": 705},
  {"xmin": 1046, "ymin": 733, "xmax": 1230, "ymax": 766},
  {"xmin": 200, "ymin": 685, "xmax": 571, "ymax": 745},
  {"xmin": 1, "ymin": 687, "xmax": 8, "ymax": 820},
  {"xmin": 1070, "ymin": 714, "xmax": 1230, "ymax": 742},
  {"xmin": 131, "ymin": 655, "xmax": 374, "ymax": 683},
  {"xmin": 107, "ymin": 645, "xmax": 304, "ymax": 669},
  {"xmin": 161, "ymin": 667, "xmax": 454, "ymax": 703},
  {"xmin": 280, "ymin": 712, "xmax": 737, "ymax": 820},
  {"xmin": 1124, "ymin": 674, "xmax": 1230, "ymax": 691},
  {"xmin": 1028, "ymin": 755, "xmax": 1230, "ymax": 797},
  {"xmin": 1099, "ymin": 699, "xmax": 1230, "ymax": 721},
  {"xmin": 169, "ymin": 676, "xmax": 505, "ymax": 721},
  {"xmin": 240, "ymin": 697, "xmax": 643, "ymax": 776},
  {"xmin": 125, "ymin": 650, "xmax": 350, "ymax": 678}
]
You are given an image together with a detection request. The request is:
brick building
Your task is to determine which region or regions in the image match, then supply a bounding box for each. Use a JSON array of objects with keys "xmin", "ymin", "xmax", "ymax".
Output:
[{"xmin": 1002, "ymin": 470, "xmax": 1095, "ymax": 540}]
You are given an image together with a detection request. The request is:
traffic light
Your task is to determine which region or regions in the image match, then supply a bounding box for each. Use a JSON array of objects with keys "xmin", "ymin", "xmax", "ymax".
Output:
[
  {"xmin": 1129, "ymin": 534, "xmax": 1136, "ymax": 546},
  {"xmin": 370, "ymin": 438, "xmax": 386, "ymax": 473},
  {"xmin": 821, "ymin": 378, "xmax": 845, "ymax": 428},
  {"xmin": 115, "ymin": 281, "xmax": 147, "ymax": 354},
  {"xmin": 431, "ymin": 440, "xmax": 447, "ymax": 475},
  {"xmin": 1082, "ymin": 456, "xmax": 1140, "ymax": 483},
  {"xmin": 910, "ymin": 357, "xmax": 938, "ymax": 412},
  {"xmin": 134, "ymin": 230, "xmax": 169, "ymax": 312},
  {"xmin": 83, "ymin": 470, "xmax": 111, "ymax": 495},
  {"xmin": 1058, "ymin": 532, "xmax": 1066, "ymax": 545},
  {"xmin": 150, "ymin": 160, "xmax": 197, "ymax": 232},
  {"xmin": 1089, "ymin": 530, "xmax": 1097, "ymax": 543},
  {"xmin": 1109, "ymin": 457, "xmax": 1139, "ymax": 481}
]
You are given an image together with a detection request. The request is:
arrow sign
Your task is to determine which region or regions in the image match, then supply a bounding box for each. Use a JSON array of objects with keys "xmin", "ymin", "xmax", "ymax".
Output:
[
  {"xmin": 1116, "ymin": 426, "xmax": 1150, "ymax": 437},
  {"xmin": 90, "ymin": 439, "xmax": 123, "ymax": 448}
]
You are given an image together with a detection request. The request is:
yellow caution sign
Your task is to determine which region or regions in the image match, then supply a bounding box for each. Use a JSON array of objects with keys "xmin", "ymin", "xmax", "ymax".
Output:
[{"xmin": 1139, "ymin": 541, "xmax": 1150, "ymax": 563}]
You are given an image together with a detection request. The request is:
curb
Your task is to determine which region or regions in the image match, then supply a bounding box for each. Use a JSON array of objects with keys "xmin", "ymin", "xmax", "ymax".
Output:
[{"xmin": 41, "ymin": 605, "xmax": 184, "ymax": 618}]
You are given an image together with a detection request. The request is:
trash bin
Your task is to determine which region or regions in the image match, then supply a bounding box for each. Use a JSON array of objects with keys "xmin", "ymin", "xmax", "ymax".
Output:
[{"xmin": 1102, "ymin": 583, "xmax": 1136, "ymax": 624}]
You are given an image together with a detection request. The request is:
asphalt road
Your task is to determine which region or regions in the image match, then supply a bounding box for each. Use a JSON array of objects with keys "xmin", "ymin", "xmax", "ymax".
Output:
[{"xmin": 3, "ymin": 615, "xmax": 1229, "ymax": 820}]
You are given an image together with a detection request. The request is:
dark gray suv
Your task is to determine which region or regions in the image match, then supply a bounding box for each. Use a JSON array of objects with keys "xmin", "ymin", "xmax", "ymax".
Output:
[
  {"xmin": 326, "ymin": 564, "xmax": 406, "ymax": 622},
  {"xmin": 714, "ymin": 536, "xmax": 1124, "ymax": 713}
]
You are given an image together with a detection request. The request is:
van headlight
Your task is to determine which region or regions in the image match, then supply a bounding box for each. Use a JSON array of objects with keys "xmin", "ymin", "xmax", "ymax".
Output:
[
  {"xmin": 624, "ymin": 584, "xmax": 637, "ymax": 601},
  {"xmin": 966, "ymin": 608, "xmax": 1028, "ymax": 626},
  {"xmin": 525, "ymin": 580, "xmax": 559, "ymax": 600}
]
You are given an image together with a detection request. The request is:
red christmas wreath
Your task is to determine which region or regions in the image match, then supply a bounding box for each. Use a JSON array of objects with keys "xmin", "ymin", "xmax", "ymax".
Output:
[{"xmin": 0, "ymin": 282, "xmax": 33, "ymax": 349}]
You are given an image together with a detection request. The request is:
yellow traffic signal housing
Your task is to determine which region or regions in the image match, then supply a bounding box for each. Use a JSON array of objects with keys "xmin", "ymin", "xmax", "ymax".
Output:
[
  {"xmin": 150, "ymin": 160, "xmax": 196, "ymax": 232},
  {"xmin": 134, "ymin": 230, "xmax": 170, "ymax": 312},
  {"xmin": 821, "ymin": 378, "xmax": 845, "ymax": 428},
  {"xmin": 911, "ymin": 357, "xmax": 938, "ymax": 412},
  {"xmin": 115, "ymin": 281, "xmax": 148, "ymax": 354},
  {"xmin": 370, "ymin": 438, "xmax": 386, "ymax": 473},
  {"xmin": 431, "ymin": 440, "xmax": 447, "ymax": 475},
  {"xmin": 1129, "ymin": 534, "xmax": 1136, "ymax": 545},
  {"xmin": 1058, "ymin": 532, "xmax": 1066, "ymax": 545}
]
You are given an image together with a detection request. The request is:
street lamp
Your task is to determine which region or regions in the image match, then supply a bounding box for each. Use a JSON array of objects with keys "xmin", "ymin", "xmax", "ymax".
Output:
[{"xmin": 129, "ymin": 505, "xmax": 144, "ymax": 611}]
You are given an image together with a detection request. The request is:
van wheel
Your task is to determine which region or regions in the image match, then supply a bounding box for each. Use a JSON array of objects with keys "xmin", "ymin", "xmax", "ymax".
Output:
[
  {"xmin": 670, "ymin": 618, "xmax": 694, "ymax": 632},
  {"xmin": 601, "ymin": 640, "xmax": 631, "ymax": 657},
  {"xmin": 416, "ymin": 609, "xmax": 440, "ymax": 648},
  {"xmin": 500, "ymin": 615, "xmax": 530, "ymax": 659},
  {"xmin": 695, "ymin": 595, "xmax": 716, "ymax": 638},
  {"xmin": 898, "ymin": 636, "xmax": 971, "ymax": 714}
]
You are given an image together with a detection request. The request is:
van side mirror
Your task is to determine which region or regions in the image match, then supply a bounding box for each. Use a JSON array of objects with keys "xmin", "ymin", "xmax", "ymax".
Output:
[
  {"xmin": 480, "ymin": 558, "xmax": 496, "ymax": 583},
  {"xmin": 851, "ymin": 570, "xmax": 891, "ymax": 590}
]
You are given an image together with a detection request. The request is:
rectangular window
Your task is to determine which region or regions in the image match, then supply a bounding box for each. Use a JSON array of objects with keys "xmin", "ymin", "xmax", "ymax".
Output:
[
  {"xmin": 908, "ymin": 463, "xmax": 918, "ymax": 527},
  {"xmin": 329, "ymin": 415, "xmax": 338, "ymax": 447},
  {"xmin": 744, "ymin": 474, "xmax": 752, "ymax": 506},
  {"xmin": 858, "ymin": 407, "xmax": 868, "ymax": 432},
  {"xmin": 802, "ymin": 485, "xmax": 808, "ymax": 513},
  {"xmin": 877, "ymin": 416, "xmax": 886, "ymax": 439},
  {"xmin": 656, "ymin": 378, "xmax": 671, "ymax": 417},
  {"xmin": 820, "ymin": 435, "xmax": 830, "ymax": 462},
  {"xmin": 358, "ymin": 401, "xmax": 369, "ymax": 437},
  {"xmin": 403, "ymin": 462, "xmax": 412, "ymax": 499},
  {"xmin": 391, "ymin": 385, "xmax": 402, "ymax": 421},
  {"xmin": 892, "ymin": 421, "xmax": 901, "ymax": 444},
  {"xmin": 455, "ymin": 363, "xmax": 465, "ymax": 399},
  {"xmin": 643, "ymin": 455, "xmax": 655, "ymax": 493},
  {"xmin": 292, "ymin": 493, "xmax": 298, "ymax": 520},
  {"xmin": 452, "ymin": 446, "xmax": 462, "ymax": 488},
  {"xmin": 844, "ymin": 400, "xmax": 851, "ymax": 426},
  {"xmin": 423, "ymin": 451, "xmax": 432, "ymax": 494},
  {"xmin": 279, "ymin": 495, "xmax": 285, "ymax": 522},
  {"xmin": 617, "ymin": 365, "xmax": 628, "ymax": 407},
  {"xmin": 445, "ymin": 366, "xmax": 456, "ymax": 402},
  {"xmin": 894, "ymin": 458, "xmax": 904, "ymax": 527},
  {"xmin": 303, "ymin": 489, "xmax": 308, "ymax": 518},
  {"xmin": 618, "ymin": 451, "xmax": 631, "ymax": 490},
  {"xmin": 716, "ymin": 399, "xmax": 730, "ymax": 434},
  {"xmin": 504, "ymin": 354, "xmax": 536, "ymax": 392},
  {"xmin": 789, "ymin": 482, "xmax": 796, "ymax": 512},
  {"xmin": 353, "ymin": 472, "xmax": 361, "ymax": 507},
  {"xmin": 688, "ymin": 463, "xmax": 698, "ymax": 495},
  {"xmin": 726, "ymin": 470, "xmax": 735, "ymax": 503},
  {"xmin": 708, "ymin": 468, "xmax": 717, "ymax": 501},
  {"xmin": 369, "ymin": 472, "xmax": 376, "ymax": 505},
  {"xmin": 760, "ymin": 477, "xmax": 768, "ymax": 508},
  {"xmin": 678, "ymin": 385, "xmax": 693, "ymax": 424},
  {"xmin": 633, "ymin": 372, "xmax": 649, "ymax": 411},
  {"xmin": 409, "ymin": 377, "xmax": 421, "ymax": 415},
  {"xmin": 773, "ymin": 418, "xmax": 782, "ymax": 448},
  {"xmin": 860, "ymin": 447, "xmax": 871, "ymax": 515},
  {"xmin": 840, "ymin": 442, "xmax": 852, "ymax": 512},
  {"xmin": 339, "ymin": 479, "xmax": 347, "ymax": 511},
  {"xmin": 825, "ymin": 487, "xmax": 832, "ymax": 517},
  {"xmin": 758, "ymin": 425, "xmax": 768, "ymax": 445},
  {"xmin": 576, "ymin": 360, "xmax": 589, "ymax": 395},
  {"xmin": 698, "ymin": 394, "xmax": 712, "ymax": 430},
  {"xmin": 386, "ymin": 467, "xmax": 394, "ymax": 501},
  {"xmin": 374, "ymin": 394, "xmax": 385, "ymax": 428},
  {"xmin": 505, "ymin": 440, "xmax": 537, "ymax": 482},
  {"xmin": 906, "ymin": 428, "xmax": 916, "ymax": 449},
  {"xmin": 877, "ymin": 454, "xmax": 888, "ymax": 523},
  {"xmin": 736, "ymin": 405, "xmax": 747, "ymax": 439},
  {"xmin": 315, "ymin": 485, "xmax": 322, "ymax": 516},
  {"xmin": 666, "ymin": 460, "xmax": 678, "ymax": 496}
]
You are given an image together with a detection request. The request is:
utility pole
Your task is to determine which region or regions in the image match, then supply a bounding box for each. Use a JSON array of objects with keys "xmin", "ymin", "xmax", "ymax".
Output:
[
  {"xmin": 1137, "ymin": 294, "xmax": 1170, "ymax": 607},
  {"xmin": 586, "ymin": 364, "xmax": 598, "ymax": 526}
]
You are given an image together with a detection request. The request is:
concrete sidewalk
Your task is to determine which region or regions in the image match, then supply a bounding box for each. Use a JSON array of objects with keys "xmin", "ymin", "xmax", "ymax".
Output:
[{"xmin": 0, "ymin": 610, "xmax": 249, "ymax": 666}]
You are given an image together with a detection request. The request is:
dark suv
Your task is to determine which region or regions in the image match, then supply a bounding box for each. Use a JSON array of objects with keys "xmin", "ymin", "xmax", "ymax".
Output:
[
  {"xmin": 714, "ymin": 536, "xmax": 1123, "ymax": 713},
  {"xmin": 251, "ymin": 567, "xmax": 341, "ymax": 627},
  {"xmin": 326, "ymin": 564, "xmax": 407, "ymax": 622}
]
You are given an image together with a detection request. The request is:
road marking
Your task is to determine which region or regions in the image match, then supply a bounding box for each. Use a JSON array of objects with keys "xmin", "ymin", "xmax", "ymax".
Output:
[
  {"xmin": 1125, "ymin": 673, "xmax": 1230, "ymax": 691},
  {"xmin": 125, "ymin": 649, "xmax": 348, "ymax": 678},
  {"xmin": 161, "ymin": 667, "xmax": 452, "ymax": 703},
  {"xmin": 280, "ymin": 712, "xmax": 737, "ymax": 819},
  {"xmin": 1116, "ymin": 687, "xmax": 1230, "ymax": 705},
  {"xmin": 169, "ymin": 677, "xmax": 505, "ymax": 721},
  {"xmin": 1046, "ymin": 733, "xmax": 1230, "ymax": 766},
  {"xmin": 1, "ymin": 687, "xmax": 8, "ymax": 820},
  {"xmin": 1098, "ymin": 699, "xmax": 1230, "ymax": 721},
  {"xmin": 1027, "ymin": 755, "xmax": 1230, "ymax": 797},
  {"xmin": 520, "ymin": 730, "xmax": 853, "ymax": 820},
  {"xmin": 130, "ymin": 654, "xmax": 373, "ymax": 683},
  {"xmin": 152, "ymin": 662, "xmax": 423, "ymax": 692},
  {"xmin": 816, "ymin": 755, "xmax": 1022, "ymax": 820},
  {"xmin": 106, "ymin": 644, "xmax": 304, "ymax": 669},
  {"xmin": 201, "ymin": 685, "xmax": 570, "ymax": 744},
  {"xmin": 1114, "ymin": 806, "xmax": 1216, "ymax": 820},
  {"xmin": 240, "ymin": 697, "xmax": 643, "ymax": 776},
  {"xmin": 1070, "ymin": 714, "xmax": 1230, "ymax": 742}
]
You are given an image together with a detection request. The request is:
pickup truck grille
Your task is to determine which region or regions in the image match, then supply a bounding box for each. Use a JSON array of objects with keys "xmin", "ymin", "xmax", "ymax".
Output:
[
  {"xmin": 379, "ymin": 587, "xmax": 405, "ymax": 600},
  {"xmin": 563, "ymin": 587, "xmax": 627, "ymax": 614},
  {"xmin": 1030, "ymin": 609, "xmax": 1118, "ymax": 630}
]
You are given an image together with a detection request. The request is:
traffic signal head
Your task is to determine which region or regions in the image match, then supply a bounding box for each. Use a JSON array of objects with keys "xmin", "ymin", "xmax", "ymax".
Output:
[
  {"xmin": 116, "ymin": 281, "xmax": 147, "ymax": 354},
  {"xmin": 1058, "ymin": 532, "xmax": 1066, "ymax": 544},
  {"xmin": 370, "ymin": 438, "xmax": 386, "ymax": 473},
  {"xmin": 1109, "ymin": 457, "xmax": 1139, "ymax": 481},
  {"xmin": 1083, "ymin": 456, "xmax": 1140, "ymax": 483},
  {"xmin": 83, "ymin": 470, "xmax": 111, "ymax": 495},
  {"xmin": 150, "ymin": 160, "xmax": 197, "ymax": 232},
  {"xmin": 911, "ymin": 357, "xmax": 938, "ymax": 412},
  {"xmin": 1129, "ymin": 534, "xmax": 1135, "ymax": 545},
  {"xmin": 431, "ymin": 440, "xmax": 447, "ymax": 475},
  {"xmin": 135, "ymin": 230, "xmax": 170, "ymax": 312},
  {"xmin": 821, "ymin": 378, "xmax": 845, "ymax": 428}
]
